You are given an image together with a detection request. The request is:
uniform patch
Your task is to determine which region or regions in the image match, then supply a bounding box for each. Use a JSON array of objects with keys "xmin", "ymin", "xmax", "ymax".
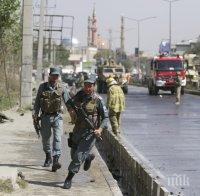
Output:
[{"xmin": 103, "ymin": 105, "xmax": 107, "ymax": 112}]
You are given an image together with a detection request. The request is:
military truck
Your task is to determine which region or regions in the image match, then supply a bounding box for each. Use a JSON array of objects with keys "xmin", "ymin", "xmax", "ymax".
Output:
[
  {"xmin": 184, "ymin": 54, "xmax": 199, "ymax": 88},
  {"xmin": 96, "ymin": 60, "xmax": 128, "ymax": 94}
]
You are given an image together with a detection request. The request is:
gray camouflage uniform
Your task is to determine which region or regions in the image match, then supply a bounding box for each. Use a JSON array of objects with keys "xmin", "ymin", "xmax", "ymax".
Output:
[
  {"xmin": 66, "ymin": 89, "xmax": 108, "ymax": 174},
  {"xmin": 33, "ymin": 81, "xmax": 70, "ymax": 156}
]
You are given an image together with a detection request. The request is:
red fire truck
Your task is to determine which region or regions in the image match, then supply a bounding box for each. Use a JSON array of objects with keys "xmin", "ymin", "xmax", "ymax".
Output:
[{"xmin": 147, "ymin": 54, "xmax": 186, "ymax": 95}]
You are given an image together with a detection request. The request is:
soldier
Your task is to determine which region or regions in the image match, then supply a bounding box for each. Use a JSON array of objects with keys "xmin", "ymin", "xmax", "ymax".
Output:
[
  {"xmin": 32, "ymin": 67, "xmax": 70, "ymax": 172},
  {"xmin": 114, "ymin": 73, "xmax": 119, "ymax": 83},
  {"xmin": 175, "ymin": 71, "xmax": 182, "ymax": 105},
  {"xmin": 106, "ymin": 77, "xmax": 125, "ymax": 135},
  {"xmin": 103, "ymin": 59, "xmax": 108, "ymax": 65},
  {"xmin": 110, "ymin": 59, "xmax": 115, "ymax": 66},
  {"xmin": 77, "ymin": 72, "xmax": 85, "ymax": 90},
  {"xmin": 63, "ymin": 75, "xmax": 108, "ymax": 189}
]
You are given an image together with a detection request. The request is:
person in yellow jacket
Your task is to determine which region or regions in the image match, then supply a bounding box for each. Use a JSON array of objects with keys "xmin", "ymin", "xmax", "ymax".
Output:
[{"xmin": 106, "ymin": 77, "xmax": 125, "ymax": 135}]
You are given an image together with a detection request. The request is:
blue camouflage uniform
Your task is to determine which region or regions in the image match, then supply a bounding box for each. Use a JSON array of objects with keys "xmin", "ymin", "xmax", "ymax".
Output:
[
  {"xmin": 33, "ymin": 68, "xmax": 70, "ymax": 157},
  {"xmin": 66, "ymin": 85, "xmax": 108, "ymax": 174}
]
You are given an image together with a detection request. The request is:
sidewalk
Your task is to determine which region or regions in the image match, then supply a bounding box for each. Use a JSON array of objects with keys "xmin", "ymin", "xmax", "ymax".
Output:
[{"xmin": 0, "ymin": 109, "xmax": 122, "ymax": 196}]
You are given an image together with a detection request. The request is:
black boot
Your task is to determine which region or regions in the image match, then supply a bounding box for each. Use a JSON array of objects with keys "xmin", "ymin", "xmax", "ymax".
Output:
[
  {"xmin": 43, "ymin": 153, "xmax": 52, "ymax": 167},
  {"xmin": 83, "ymin": 153, "xmax": 95, "ymax": 171},
  {"xmin": 63, "ymin": 171, "xmax": 75, "ymax": 189},
  {"xmin": 52, "ymin": 155, "xmax": 61, "ymax": 172}
]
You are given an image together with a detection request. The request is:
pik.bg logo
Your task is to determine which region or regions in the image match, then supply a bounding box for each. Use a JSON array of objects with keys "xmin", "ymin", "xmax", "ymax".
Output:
[{"xmin": 167, "ymin": 173, "xmax": 190, "ymax": 187}]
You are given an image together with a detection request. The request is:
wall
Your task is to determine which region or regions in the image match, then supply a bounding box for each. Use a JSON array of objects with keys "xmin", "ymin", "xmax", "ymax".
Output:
[{"xmin": 97, "ymin": 129, "xmax": 170, "ymax": 196}]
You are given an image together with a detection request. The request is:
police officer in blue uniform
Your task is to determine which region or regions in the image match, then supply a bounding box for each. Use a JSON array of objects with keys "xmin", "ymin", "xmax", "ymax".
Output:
[
  {"xmin": 33, "ymin": 67, "xmax": 70, "ymax": 172},
  {"xmin": 63, "ymin": 75, "xmax": 108, "ymax": 189}
]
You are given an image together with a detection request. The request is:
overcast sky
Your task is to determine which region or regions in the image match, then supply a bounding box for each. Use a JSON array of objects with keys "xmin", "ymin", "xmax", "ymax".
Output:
[{"xmin": 42, "ymin": 0, "xmax": 200, "ymax": 55}]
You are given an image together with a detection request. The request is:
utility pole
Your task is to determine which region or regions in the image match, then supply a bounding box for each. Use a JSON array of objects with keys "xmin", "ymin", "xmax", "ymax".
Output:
[
  {"xmin": 124, "ymin": 16, "xmax": 156, "ymax": 78},
  {"xmin": 163, "ymin": 0, "xmax": 180, "ymax": 54},
  {"xmin": 36, "ymin": 0, "xmax": 45, "ymax": 87},
  {"xmin": 120, "ymin": 16, "xmax": 125, "ymax": 52},
  {"xmin": 48, "ymin": 16, "xmax": 53, "ymax": 66},
  {"xmin": 108, "ymin": 28, "xmax": 112, "ymax": 56},
  {"xmin": 20, "ymin": 0, "xmax": 33, "ymax": 108}
]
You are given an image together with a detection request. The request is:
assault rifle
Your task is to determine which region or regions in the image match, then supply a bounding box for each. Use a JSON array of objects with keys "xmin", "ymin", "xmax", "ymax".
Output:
[{"xmin": 67, "ymin": 99, "xmax": 102, "ymax": 140}]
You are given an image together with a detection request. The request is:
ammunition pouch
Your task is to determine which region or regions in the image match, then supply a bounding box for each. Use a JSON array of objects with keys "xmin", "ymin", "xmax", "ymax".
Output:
[{"xmin": 40, "ymin": 90, "xmax": 62, "ymax": 114}]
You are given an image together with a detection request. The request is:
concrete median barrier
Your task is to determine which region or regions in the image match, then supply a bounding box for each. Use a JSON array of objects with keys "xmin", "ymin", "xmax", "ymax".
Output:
[
  {"xmin": 185, "ymin": 89, "xmax": 200, "ymax": 95},
  {"xmin": 97, "ymin": 129, "xmax": 170, "ymax": 196}
]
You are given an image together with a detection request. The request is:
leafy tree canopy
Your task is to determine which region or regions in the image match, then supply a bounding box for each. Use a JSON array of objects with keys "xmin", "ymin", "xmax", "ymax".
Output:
[
  {"xmin": 55, "ymin": 44, "xmax": 70, "ymax": 66},
  {"xmin": 189, "ymin": 42, "xmax": 200, "ymax": 55},
  {"xmin": 0, "ymin": 0, "xmax": 20, "ymax": 37},
  {"xmin": 121, "ymin": 58, "xmax": 134, "ymax": 71},
  {"xmin": 94, "ymin": 49, "xmax": 114, "ymax": 60}
]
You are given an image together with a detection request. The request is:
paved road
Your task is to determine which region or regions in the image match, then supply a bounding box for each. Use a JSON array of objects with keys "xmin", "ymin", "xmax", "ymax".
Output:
[{"xmin": 120, "ymin": 86, "xmax": 200, "ymax": 196}]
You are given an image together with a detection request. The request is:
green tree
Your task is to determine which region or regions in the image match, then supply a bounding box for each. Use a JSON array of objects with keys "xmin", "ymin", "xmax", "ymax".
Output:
[
  {"xmin": 0, "ymin": 0, "xmax": 20, "ymax": 36},
  {"xmin": 55, "ymin": 44, "xmax": 70, "ymax": 66},
  {"xmin": 121, "ymin": 58, "xmax": 134, "ymax": 71},
  {"xmin": 94, "ymin": 49, "xmax": 114, "ymax": 60},
  {"xmin": 0, "ymin": 0, "xmax": 21, "ymax": 109},
  {"xmin": 186, "ymin": 36, "xmax": 200, "ymax": 55},
  {"xmin": 189, "ymin": 42, "xmax": 200, "ymax": 55}
]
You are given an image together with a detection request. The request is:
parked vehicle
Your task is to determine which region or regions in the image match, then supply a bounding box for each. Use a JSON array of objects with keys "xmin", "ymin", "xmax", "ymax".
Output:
[
  {"xmin": 147, "ymin": 54, "xmax": 186, "ymax": 95},
  {"xmin": 184, "ymin": 54, "xmax": 199, "ymax": 88},
  {"xmin": 61, "ymin": 73, "xmax": 77, "ymax": 86},
  {"xmin": 96, "ymin": 60, "xmax": 128, "ymax": 94}
]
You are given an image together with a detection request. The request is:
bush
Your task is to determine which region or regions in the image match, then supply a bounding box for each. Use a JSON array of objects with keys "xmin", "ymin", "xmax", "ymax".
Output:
[
  {"xmin": 16, "ymin": 179, "xmax": 28, "ymax": 189},
  {"xmin": 0, "ymin": 179, "xmax": 14, "ymax": 193}
]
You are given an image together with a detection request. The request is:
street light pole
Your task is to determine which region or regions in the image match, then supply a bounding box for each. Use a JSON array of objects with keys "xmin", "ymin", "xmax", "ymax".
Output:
[
  {"xmin": 137, "ymin": 21, "xmax": 141, "ymax": 78},
  {"xmin": 163, "ymin": 0, "xmax": 180, "ymax": 53},
  {"xmin": 137, "ymin": 21, "xmax": 140, "ymax": 55},
  {"xmin": 124, "ymin": 16, "xmax": 156, "ymax": 78},
  {"xmin": 169, "ymin": 0, "xmax": 172, "ymax": 52}
]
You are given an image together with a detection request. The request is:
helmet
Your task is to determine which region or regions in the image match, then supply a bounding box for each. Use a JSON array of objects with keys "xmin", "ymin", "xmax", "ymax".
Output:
[{"xmin": 106, "ymin": 77, "xmax": 117, "ymax": 87}]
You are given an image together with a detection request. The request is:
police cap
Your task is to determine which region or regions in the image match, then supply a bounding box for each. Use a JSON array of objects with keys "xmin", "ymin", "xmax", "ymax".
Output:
[
  {"xmin": 84, "ymin": 74, "xmax": 96, "ymax": 84},
  {"xmin": 49, "ymin": 67, "xmax": 61, "ymax": 75}
]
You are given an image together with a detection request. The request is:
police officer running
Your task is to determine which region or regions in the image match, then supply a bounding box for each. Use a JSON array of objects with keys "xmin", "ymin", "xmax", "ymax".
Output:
[
  {"xmin": 32, "ymin": 67, "xmax": 70, "ymax": 172},
  {"xmin": 63, "ymin": 75, "xmax": 108, "ymax": 189},
  {"xmin": 106, "ymin": 77, "xmax": 125, "ymax": 135},
  {"xmin": 175, "ymin": 71, "xmax": 182, "ymax": 105}
]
